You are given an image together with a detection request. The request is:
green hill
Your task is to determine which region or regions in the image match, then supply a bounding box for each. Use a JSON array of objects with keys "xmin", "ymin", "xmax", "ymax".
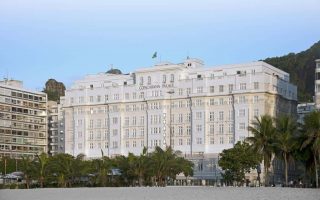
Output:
[{"xmin": 264, "ymin": 41, "xmax": 320, "ymax": 102}]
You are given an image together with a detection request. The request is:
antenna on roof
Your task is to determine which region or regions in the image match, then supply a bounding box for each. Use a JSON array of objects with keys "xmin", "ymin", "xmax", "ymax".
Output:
[{"xmin": 6, "ymin": 68, "xmax": 9, "ymax": 80}]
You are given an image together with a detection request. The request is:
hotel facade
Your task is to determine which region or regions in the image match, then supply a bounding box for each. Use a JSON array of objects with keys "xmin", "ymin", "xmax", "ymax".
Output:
[
  {"xmin": 63, "ymin": 58, "xmax": 297, "ymax": 163},
  {"xmin": 0, "ymin": 80, "xmax": 47, "ymax": 158}
]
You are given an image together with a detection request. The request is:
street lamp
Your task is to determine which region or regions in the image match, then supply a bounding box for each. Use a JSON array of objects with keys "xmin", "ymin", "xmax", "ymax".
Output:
[{"xmin": 167, "ymin": 90, "xmax": 174, "ymax": 148}]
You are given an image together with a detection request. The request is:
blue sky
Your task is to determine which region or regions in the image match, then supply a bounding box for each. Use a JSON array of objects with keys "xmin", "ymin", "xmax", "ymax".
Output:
[{"xmin": 0, "ymin": 0, "xmax": 319, "ymax": 90}]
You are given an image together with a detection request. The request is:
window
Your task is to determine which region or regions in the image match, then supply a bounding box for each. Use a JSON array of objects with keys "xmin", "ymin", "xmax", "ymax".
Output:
[
  {"xmin": 125, "ymin": 93, "xmax": 129, "ymax": 100},
  {"xmin": 196, "ymin": 125, "xmax": 202, "ymax": 132},
  {"xmin": 113, "ymin": 129, "xmax": 118, "ymax": 136},
  {"xmin": 113, "ymin": 117, "xmax": 118, "ymax": 124},
  {"xmin": 197, "ymin": 87, "xmax": 203, "ymax": 93},
  {"xmin": 148, "ymin": 76, "xmax": 151, "ymax": 85},
  {"xmin": 90, "ymin": 96, "xmax": 94, "ymax": 103},
  {"xmin": 210, "ymin": 137, "xmax": 214, "ymax": 144},
  {"xmin": 178, "ymin": 88, "xmax": 183, "ymax": 95},
  {"xmin": 140, "ymin": 77, "xmax": 144, "ymax": 85},
  {"xmin": 97, "ymin": 95, "xmax": 101, "ymax": 102},
  {"xmin": 209, "ymin": 125, "xmax": 214, "ymax": 135},
  {"xmin": 89, "ymin": 120, "xmax": 94, "ymax": 129},
  {"xmin": 239, "ymin": 109, "xmax": 245, "ymax": 117},
  {"xmin": 132, "ymin": 129, "xmax": 137, "ymax": 137},
  {"xmin": 178, "ymin": 126, "xmax": 183, "ymax": 135},
  {"xmin": 210, "ymin": 86, "xmax": 214, "ymax": 93},
  {"xmin": 219, "ymin": 111, "xmax": 224, "ymax": 121},
  {"xmin": 196, "ymin": 138, "xmax": 202, "ymax": 144},
  {"xmin": 253, "ymin": 96, "xmax": 259, "ymax": 103},
  {"xmin": 219, "ymin": 124, "xmax": 224, "ymax": 134},
  {"xmin": 219, "ymin": 98, "xmax": 224, "ymax": 105},
  {"xmin": 187, "ymin": 126, "xmax": 191, "ymax": 135},
  {"xmin": 140, "ymin": 116, "xmax": 145, "ymax": 125},
  {"xmin": 187, "ymin": 113, "xmax": 191, "ymax": 122},
  {"xmin": 254, "ymin": 82, "xmax": 259, "ymax": 89},
  {"xmin": 139, "ymin": 92, "xmax": 144, "ymax": 99},
  {"xmin": 126, "ymin": 141, "xmax": 129, "ymax": 148},
  {"xmin": 90, "ymin": 143, "xmax": 94, "ymax": 149},
  {"xmin": 239, "ymin": 96, "xmax": 246, "ymax": 103},
  {"xmin": 209, "ymin": 112, "xmax": 214, "ymax": 121},
  {"xmin": 195, "ymin": 99, "xmax": 202, "ymax": 106},
  {"xmin": 196, "ymin": 112, "xmax": 202, "ymax": 120},
  {"xmin": 125, "ymin": 117, "xmax": 129, "ymax": 126},
  {"xmin": 179, "ymin": 139, "xmax": 183, "ymax": 145},
  {"xmin": 133, "ymin": 141, "xmax": 137, "ymax": 147},
  {"xmin": 163, "ymin": 75, "xmax": 166, "ymax": 83},
  {"xmin": 78, "ymin": 143, "xmax": 83, "ymax": 149},
  {"xmin": 186, "ymin": 88, "xmax": 191, "ymax": 95},
  {"xmin": 113, "ymin": 94, "xmax": 119, "ymax": 100},
  {"xmin": 228, "ymin": 123, "xmax": 234, "ymax": 133},
  {"xmin": 219, "ymin": 137, "xmax": 224, "ymax": 144},
  {"xmin": 240, "ymin": 83, "xmax": 246, "ymax": 90},
  {"xmin": 170, "ymin": 74, "xmax": 174, "ymax": 82},
  {"xmin": 254, "ymin": 109, "xmax": 259, "ymax": 117},
  {"xmin": 210, "ymin": 99, "xmax": 215, "ymax": 106},
  {"xmin": 219, "ymin": 85, "xmax": 224, "ymax": 92},
  {"xmin": 132, "ymin": 116, "xmax": 137, "ymax": 125},
  {"xmin": 132, "ymin": 93, "xmax": 137, "ymax": 99},
  {"xmin": 239, "ymin": 123, "xmax": 246, "ymax": 130},
  {"xmin": 178, "ymin": 114, "xmax": 183, "ymax": 123},
  {"xmin": 187, "ymin": 138, "xmax": 191, "ymax": 145},
  {"xmin": 228, "ymin": 84, "xmax": 233, "ymax": 93},
  {"xmin": 113, "ymin": 141, "xmax": 118, "ymax": 148}
]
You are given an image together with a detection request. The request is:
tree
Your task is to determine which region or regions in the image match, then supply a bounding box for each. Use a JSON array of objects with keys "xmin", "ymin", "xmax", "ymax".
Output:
[
  {"xmin": 129, "ymin": 147, "xmax": 150, "ymax": 186},
  {"xmin": 35, "ymin": 153, "xmax": 49, "ymax": 188},
  {"xmin": 247, "ymin": 115, "xmax": 276, "ymax": 186},
  {"xmin": 20, "ymin": 156, "xmax": 35, "ymax": 189},
  {"xmin": 149, "ymin": 146, "xmax": 193, "ymax": 186},
  {"xmin": 301, "ymin": 111, "xmax": 320, "ymax": 188},
  {"xmin": 47, "ymin": 153, "xmax": 79, "ymax": 187},
  {"xmin": 219, "ymin": 142, "xmax": 261, "ymax": 186},
  {"xmin": 274, "ymin": 115, "xmax": 297, "ymax": 186},
  {"xmin": 91, "ymin": 156, "xmax": 111, "ymax": 187}
]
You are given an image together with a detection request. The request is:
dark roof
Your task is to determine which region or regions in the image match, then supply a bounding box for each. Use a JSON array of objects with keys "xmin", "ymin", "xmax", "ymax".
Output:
[{"xmin": 106, "ymin": 68, "xmax": 122, "ymax": 74}]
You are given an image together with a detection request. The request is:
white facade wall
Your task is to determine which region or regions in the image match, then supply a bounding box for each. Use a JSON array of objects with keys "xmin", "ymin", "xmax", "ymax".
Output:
[{"xmin": 62, "ymin": 59, "xmax": 297, "ymax": 158}]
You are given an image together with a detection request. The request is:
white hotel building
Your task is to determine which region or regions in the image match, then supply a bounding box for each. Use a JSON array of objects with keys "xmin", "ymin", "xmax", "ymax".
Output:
[{"xmin": 63, "ymin": 58, "xmax": 297, "ymax": 161}]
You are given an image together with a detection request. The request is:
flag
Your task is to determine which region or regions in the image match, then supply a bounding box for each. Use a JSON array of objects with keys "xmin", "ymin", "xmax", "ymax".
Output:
[{"xmin": 152, "ymin": 52, "xmax": 157, "ymax": 59}]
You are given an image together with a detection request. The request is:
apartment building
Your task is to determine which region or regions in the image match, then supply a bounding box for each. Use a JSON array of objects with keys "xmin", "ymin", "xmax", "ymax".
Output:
[
  {"xmin": 0, "ymin": 79, "xmax": 47, "ymax": 158},
  {"xmin": 47, "ymin": 100, "xmax": 65, "ymax": 156}
]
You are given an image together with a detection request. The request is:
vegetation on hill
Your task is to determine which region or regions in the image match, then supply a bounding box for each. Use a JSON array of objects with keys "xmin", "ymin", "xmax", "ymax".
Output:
[
  {"xmin": 264, "ymin": 41, "xmax": 320, "ymax": 102},
  {"xmin": 43, "ymin": 79, "xmax": 66, "ymax": 102}
]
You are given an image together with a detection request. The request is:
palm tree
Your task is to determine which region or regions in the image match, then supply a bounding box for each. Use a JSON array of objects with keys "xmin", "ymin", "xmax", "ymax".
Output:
[
  {"xmin": 131, "ymin": 147, "xmax": 151, "ymax": 186},
  {"xmin": 35, "ymin": 153, "xmax": 49, "ymax": 188},
  {"xmin": 91, "ymin": 156, "xmax": 111, "ymax": 187},
  {"xmin": 301, "ymin": 111, "xmax": 320, "ymax": 188},
  {"xmin": 274, "ymin": 115, "xmax": 297, "ymax": 186},
  {"xmin": 247, "ymin": 115, "xmax": 276, "ymax": 186},
  {"xmin": 20, "ymin": 155, "xmax": 35, "ymax": 189},
  {"xmin": 150, "ymin": 146, "xmax": 183, "ymax": 186},
  {"xmin": 48, "ymin": 153, "xmax": 76, "ymax": 187}
]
